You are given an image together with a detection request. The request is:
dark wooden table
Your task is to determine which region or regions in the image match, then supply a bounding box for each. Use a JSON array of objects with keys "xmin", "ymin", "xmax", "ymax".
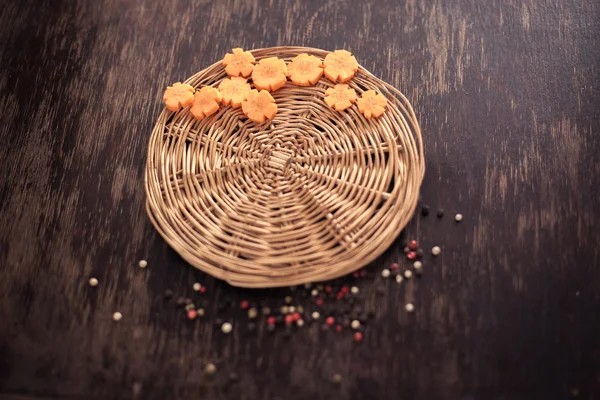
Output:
[{"xmin": 1, "ymin": 0, "xmax": 599, "ymax": 399}]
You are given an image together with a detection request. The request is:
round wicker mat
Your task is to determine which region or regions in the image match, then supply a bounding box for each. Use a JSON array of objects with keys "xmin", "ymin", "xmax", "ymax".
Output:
[{"xmin": 145, "ymin": 46, "xmax": 424, "ymax": 288}]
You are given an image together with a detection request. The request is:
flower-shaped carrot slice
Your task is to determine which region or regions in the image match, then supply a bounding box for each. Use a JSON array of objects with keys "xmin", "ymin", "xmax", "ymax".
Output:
[
  {"xmin": 241, "ymin": 89, "xmax": 277, "ymax": 123},
  {"xmin": 287, "ymin": 53, "xmax": 323, "ymax": 86},
  {"xmin": 323, "ymin": 50, "xmax": 359, "ymax": 83},
  {"xmin": 218, "ymin": 77, "xmax": 252, "ymax": 108},
  {"xmin": 251, "ymin": 57, "xmax": 288, "ymax": 92},
  {"xmin": 190, "ymin": 86, "xmax": 223, "ymax": 120},
  {"xmin": 357, "ymin": 90, "xmax": 387, "ymax": 119},
  {"xmin": 324, "ymin": 84, "xmax": 357, "ymax": 111},
  {"xmin": 163, "ymin": 82, "xmax": 195, "ymax": 112},
  {"xmin": 222, "ymin": 48, "xmax": 256, "ymax": 77}
]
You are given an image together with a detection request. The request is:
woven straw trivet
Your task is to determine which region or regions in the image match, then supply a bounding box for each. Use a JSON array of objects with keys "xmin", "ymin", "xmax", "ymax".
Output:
[{"xmin": 145, "ymin": 46, "xmax": 424, "ymax": 288}]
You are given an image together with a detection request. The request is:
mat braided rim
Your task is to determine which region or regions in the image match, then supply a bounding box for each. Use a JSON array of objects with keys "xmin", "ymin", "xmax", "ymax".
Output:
[{"xmin": 145, "ymin": 46, "xmax": 424, "ymax": 288}]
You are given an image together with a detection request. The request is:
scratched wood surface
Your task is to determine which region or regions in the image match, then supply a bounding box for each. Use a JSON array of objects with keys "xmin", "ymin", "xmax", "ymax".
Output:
[{"xmin": 1, "ymin": 0, "xmax": 599, "ymax": 399}]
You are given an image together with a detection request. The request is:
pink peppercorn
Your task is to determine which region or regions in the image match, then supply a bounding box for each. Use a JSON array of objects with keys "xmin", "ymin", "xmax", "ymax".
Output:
[
  {"xmin": 407, "ymin": 251, "xmax": 417, "ymax": 260},
  {"xmin": 240, "ymin": 300, "xmax": 249, "ymax": 310},
  {"xmin": 409, "ymin": 240, "xmax": 418, "ymax": 250},
  {"xmin": 390, "ymin": 263, "xmax": 400, "ymax": 270},
  {"xmin": 315, "ymin": 298, "xmax": 324, "ymax": 307},
  {"xmin": 199, "ymin": 286, "xmax": 207, "ymax": 294},
  {"xmin": 354, "ymin": 332, "xmax": 363, "ymax": 342},
  {"xmin": 326, "ymin": 316, "xmax": 335, "ymax": 326},
  {"xmin": 267, "ymin": 316, "xmax": 276, "ymax": 325},
  {"xmin": 335, "ymin": 324, "xmax": 343, "ymax": 332},
  {"xmin": 187, "ymin": 309, "xmax": 197, "ymax": 320}
]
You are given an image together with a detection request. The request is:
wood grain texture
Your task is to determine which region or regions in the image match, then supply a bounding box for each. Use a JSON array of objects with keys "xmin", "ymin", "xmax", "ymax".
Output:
[{"xmin": 1, "ymin": 0, "xmax": 599, "ymax": 399}]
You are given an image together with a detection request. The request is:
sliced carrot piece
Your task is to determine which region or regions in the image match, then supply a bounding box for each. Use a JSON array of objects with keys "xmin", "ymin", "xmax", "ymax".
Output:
[
  {"xmin": 324, "ymin": 84, "xmax": 357, "ymax": 111},
  {"xmin": 222, "ymin": 48, "xmax": 256, "ymax": 77},
  {"xmin": 357, "ymin": 90, "xmax": 387, "ymax": 119},
  {"xmin": 190, "ymin": 86, "xmax": 223, "ymax": 120},
  {"xmin": 251, "ymin": 57, "xmax": 288, "ymax": 92},
  {"xmin": 218, "ymin": 77, "xmax": 252, "ymax": 108},
  {"xmin": 287, "ymin": 53, "xmax": 323, "ymax": 86},
  {"xmin": 163, "ymin": 82, "xmax": 195, "ymax": 112},
  {"xmin": 323, "ymin": 50, "xmax": 359, "ymax": 83},
  {"xmin": 241, "ymin": 89, "xmax": 277, "ymax": 123}
]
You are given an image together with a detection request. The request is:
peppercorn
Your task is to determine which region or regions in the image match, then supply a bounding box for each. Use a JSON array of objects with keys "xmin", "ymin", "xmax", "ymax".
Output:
[
  {"xmin": 421, "ymin": 205, "xmax": 429, "ymax": 216},
  {"xmin": 354, "ymin": 332, "xmax": 363, "ymax": 342},
  {"xmin": 204, "ymin": 363, "xmax": 217, "ymax": 375},
  {"xmin": 248, "ymin": 308, "xmax": 258, "ymax": 319}
]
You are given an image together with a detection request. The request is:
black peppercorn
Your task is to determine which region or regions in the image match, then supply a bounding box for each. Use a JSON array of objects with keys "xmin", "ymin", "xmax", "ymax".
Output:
[
  {"xmin": 164, "ymin": 289, "xmax": 174, "ymax": 300},
  {"xmin": 437, "ymin": 209, "xmax": 444, "ymax": 218},
  {"xmin": 421, "ymin": 205, "xmax": 429, "ymax": 216}
]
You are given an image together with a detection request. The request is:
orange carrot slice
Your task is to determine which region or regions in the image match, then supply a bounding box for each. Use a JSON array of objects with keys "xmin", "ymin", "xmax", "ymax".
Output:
[
  {"xmin": 163, "ymin": 82, "xmax": 195, "ymax": 112},
  {"xmin": 324, "ymin": 84, "xmax": 357, "ymax": 111},
  {"xmin": 241, "ymin": 89, "xmax": 277, "ymax": 123},
  {"xmin": 251, "ymin": 57, "xmax": 288, "ymax": 92},
  {"xmin": 323, "ymin": 50, "xmax": 359, "ymax": 83},
  {"xmin": 222, "ymin": 48, "xmax": 256, "ymax": 78},
  {"xmin": 287, "ymin": 53, "xmax": 323, "ymax": 86},
  {"xmin": 357, "ymin": 90, "xmax": 387, "ymax": 119},
  {"xmin": 190, "ymin": 86, "xmax": 223, "ymax": 120},
  {"xmin": 218, "ymin": 77, "xmax": 252, "ymax": 108}
]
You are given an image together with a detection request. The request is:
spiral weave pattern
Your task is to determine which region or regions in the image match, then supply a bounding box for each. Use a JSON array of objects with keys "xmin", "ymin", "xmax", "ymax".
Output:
[{"xmin": 145, "ymin": 47, "xmax": 424, "ymax": 288}]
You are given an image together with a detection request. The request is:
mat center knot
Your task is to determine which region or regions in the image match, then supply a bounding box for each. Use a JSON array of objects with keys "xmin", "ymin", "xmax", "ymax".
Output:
[{"xmin": 266, "ymin": 148, "xmax": 295, "ymax": 175}]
